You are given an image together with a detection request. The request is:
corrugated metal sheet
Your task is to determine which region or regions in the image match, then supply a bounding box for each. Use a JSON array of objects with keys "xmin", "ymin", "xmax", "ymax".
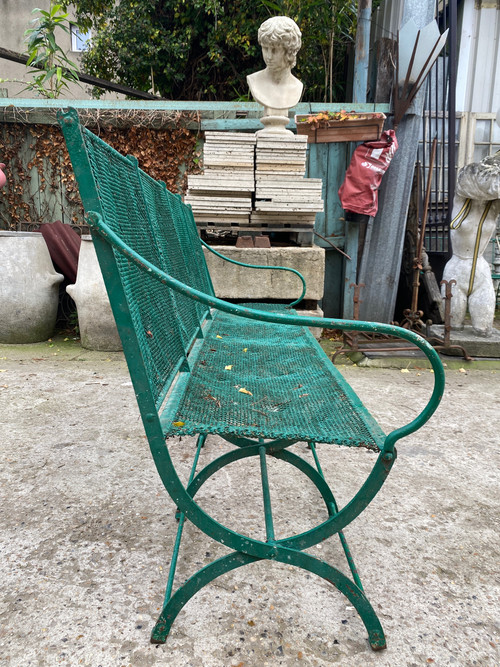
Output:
[{"xmin": 456, "ymin": 1, "xmax": 500, "ymax": 112}]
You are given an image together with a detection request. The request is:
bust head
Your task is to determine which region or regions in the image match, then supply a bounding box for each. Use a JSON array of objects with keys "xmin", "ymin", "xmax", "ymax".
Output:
[
  {"xmin": 258, "ymin": 16, "xmax": 302, "ymax": 70},
  {"xmin": 247, "ymin": 16, "xmax": 303, "ymax": 134}
]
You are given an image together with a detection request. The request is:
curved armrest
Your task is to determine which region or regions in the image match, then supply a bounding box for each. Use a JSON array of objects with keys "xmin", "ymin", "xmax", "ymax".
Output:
[
  {"xmin": 200, "ymin": 239, "xmax": 307, "ymax": 307},
  {"xmin": 87, "ymin": 211, "xmax": 445, "ymax": 455}
]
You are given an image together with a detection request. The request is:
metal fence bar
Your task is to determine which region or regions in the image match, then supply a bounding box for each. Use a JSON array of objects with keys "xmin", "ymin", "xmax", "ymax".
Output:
[{"xmin": 421, "ymin": 0, "xmax": 457, "ymax": 257}]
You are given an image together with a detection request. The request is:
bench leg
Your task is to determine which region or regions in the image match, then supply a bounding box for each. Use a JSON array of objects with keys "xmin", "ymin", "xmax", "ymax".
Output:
[
  {"xmin": 149, "ymin": 436, "xmax": 393, "ymax": 651},
  {"xmin": 150, "ymin": 548, "xmax": 386, "ymax": 650},
  {"xmin": 151, "ymin": 551, "xmax": 257, "ymax": 644}
]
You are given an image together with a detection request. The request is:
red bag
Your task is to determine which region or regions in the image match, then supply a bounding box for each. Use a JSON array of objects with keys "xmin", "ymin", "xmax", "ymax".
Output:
[{"xmin": 338, "ymin": 130, "xmax": 398, "ymax": 217}]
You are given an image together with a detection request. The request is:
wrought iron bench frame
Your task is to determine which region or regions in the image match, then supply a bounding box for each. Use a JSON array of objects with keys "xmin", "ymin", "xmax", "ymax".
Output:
[{"xmin": 59, "ymin": 108, "xmax": 445, "ymax": 652}]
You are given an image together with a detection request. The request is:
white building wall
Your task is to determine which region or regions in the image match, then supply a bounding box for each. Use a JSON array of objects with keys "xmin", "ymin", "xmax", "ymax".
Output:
[
  {"xmin": 0, "ymin": 0, "xmax": 122, "ymax": 100},
  {"xmin": 371, "ymin": 0, "xmax": 403, "ymax": 43},
  {"xmin": 456, "ymin": 1, "xmax": 500, "ymax": 113}
]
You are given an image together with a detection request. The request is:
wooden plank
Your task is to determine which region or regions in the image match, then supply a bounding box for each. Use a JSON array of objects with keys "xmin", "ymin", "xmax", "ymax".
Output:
[
  {"xmin": 0, "ymin": 98, "xmax": 390, "ymax": 113},
  {"xmin": 305, "ymin": 143, "xmax": 328, "ymax": 237},
  {"xmin": 326, "ymin": 143, "xmax": 357, "ymax": 319},
  {"xmin": 197, "ymin": 221, "xmax": 314, "ymax": 231}
]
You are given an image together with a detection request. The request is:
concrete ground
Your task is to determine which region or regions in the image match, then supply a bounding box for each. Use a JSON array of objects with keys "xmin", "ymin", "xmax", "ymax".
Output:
[{"xmin": 0, "ymin": 338, "xmax": 499, "ymax": 667}]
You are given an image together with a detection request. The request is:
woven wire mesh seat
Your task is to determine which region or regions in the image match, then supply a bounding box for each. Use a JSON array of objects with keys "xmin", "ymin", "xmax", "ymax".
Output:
[{"xmin": 166, "ymin": 304, "xmax": 384, "ymax": 450}]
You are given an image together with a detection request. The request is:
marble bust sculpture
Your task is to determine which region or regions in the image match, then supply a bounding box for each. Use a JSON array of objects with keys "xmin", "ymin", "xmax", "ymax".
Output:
[
  {"xmin": 247, "ymin": 16, "xmax": 303, "ymax": 135},
  {"xmin": 442, "ymin": 152, "xmax": 500, "ymax": 337}
]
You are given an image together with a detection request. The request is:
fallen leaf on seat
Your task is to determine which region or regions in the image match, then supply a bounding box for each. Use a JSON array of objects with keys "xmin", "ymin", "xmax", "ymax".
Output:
[
  {"xmin": 216, "ymin": 335, "xmax": 223, "ymax": 339},
  {"xmin": 172, "ymin": 421, "xmax": 185, "ymax": 427},
  {"xmin": 225, "ymin": 365, "xmax": 233, "ymax": 370},
  {"xmin": 205, "ymin": 393, "xmax": 221, "ymax": 406},
  {"xmin": 242, "ymin": 348, "xmax": 248, "ymax": 352},
  {"xmin": 239, "ymin": 388, "xmax": 253, "ymax": 396}
]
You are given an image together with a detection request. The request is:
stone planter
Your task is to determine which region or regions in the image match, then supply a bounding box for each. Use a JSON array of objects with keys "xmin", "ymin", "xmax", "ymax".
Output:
[
  {"xmin": 295, "ymin": 112, "xmax": 386, "ymax": 143},
  {"xmin": 67, "ymin": 236, "xmax": 122, "ymax": 351},
  {"xmin": 0, "ymin": 231, "xmax": 64, "ymax": 343}
]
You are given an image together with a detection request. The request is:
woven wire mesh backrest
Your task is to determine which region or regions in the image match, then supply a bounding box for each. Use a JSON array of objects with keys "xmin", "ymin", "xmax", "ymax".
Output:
[
  {"xmin": 138, "ymin": 171, "xmax": 210, "ymax": 346},
  {"xmin": 80, "ymin": 127, "xmax": 192, "ymax": 407},
  {"xmin": 169, "ymin": 193, "xmax": 215, "ymax": 298}
]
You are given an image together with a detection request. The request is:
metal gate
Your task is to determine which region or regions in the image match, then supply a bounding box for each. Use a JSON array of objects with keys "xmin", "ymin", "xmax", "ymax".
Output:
[{"xmin": 419, "ymin": 0, "xmax": 458, "ymax": 267}]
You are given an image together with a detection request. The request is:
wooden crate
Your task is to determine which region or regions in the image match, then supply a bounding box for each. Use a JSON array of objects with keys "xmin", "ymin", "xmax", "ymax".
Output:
[{"xmin": 295, "ymin": 113, "xmax": 386, "ymax": 143}]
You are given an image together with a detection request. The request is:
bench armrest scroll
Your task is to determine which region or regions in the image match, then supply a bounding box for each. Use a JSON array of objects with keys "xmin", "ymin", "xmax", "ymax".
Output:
[
  {"xmin": 200, "ymin": 240, "xmax": 307, "ymax": 307},
  {"xmin": 88, "ymin": 211, "xmax": 445, "ymax": 454}
]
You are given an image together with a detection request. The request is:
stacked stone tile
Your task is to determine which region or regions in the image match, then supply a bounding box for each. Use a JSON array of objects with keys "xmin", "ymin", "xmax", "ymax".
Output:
[
  {"xmin": 252, "ymin": 135, "xmax": 323, "ymax": 229},
  {"xmin": 185, "ymin": 132, "xmax": 256, "ymax": 226},
  {"xmin": 185, "ymin": 131, "xmax": 323, "ymax": 235}
]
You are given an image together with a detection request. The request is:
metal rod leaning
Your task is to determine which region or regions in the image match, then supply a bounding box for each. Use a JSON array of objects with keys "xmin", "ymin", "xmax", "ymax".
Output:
[
  {"xmin": 162, "ymin": 433, "xmax": 206, "ymax": 604},
  {"xmin": 309, "ymin": 442, "xmax": 364, "ymax": 591},
  {"xmin": 259, "ymin": 443, "xmax": 276, "ymax": 543}
]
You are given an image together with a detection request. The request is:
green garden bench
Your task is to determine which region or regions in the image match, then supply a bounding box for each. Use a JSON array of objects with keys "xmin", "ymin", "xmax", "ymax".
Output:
[{"xmin": 59, "ymin": 108, "xmax": 445, "ymax": 652}]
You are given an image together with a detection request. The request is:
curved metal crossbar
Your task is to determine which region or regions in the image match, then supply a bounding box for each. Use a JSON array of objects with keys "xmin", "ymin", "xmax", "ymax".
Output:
[
  {"xmin": 184, "ymin": 442, "xmax": 367, "ymax": 588},
  {"xmin": 162, "ymin": 435, "xmax": 394, "ymax": 558},
  {"xmin": 151, "ymin": 549, "xmax": 386, "ymax": 650},
  {"xmin": 200, "ymin": 240, "xmax": 307, "ymax": 307},
  {"xmin": 186, "ymin": 447, "xmax": 337, "ymax": 534},
  {"xmin": 141, "ymin": 418, "xmax": 393, "ymax": 649}
]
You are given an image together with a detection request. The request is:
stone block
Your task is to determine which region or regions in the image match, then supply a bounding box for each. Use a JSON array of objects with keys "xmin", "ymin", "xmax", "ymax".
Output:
[
  {"xmin": 429, "ymin": 324, "xmax": 500, "ymax": 358},
  {"xmin": 254, "ymin": 235, "xmax": 271, "ymax": 248},
  {"xmin": 203, "ymin": 245, "xmax": 325, "ymax": 301},
  {"xmin": 235, "ymin": 236, "xmax": 254, "ymax": 248}
]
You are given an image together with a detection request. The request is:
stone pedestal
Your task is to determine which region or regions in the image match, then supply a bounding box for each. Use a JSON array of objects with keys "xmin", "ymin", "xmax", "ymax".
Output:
[
  {"xmin": 429, "ymin": 324, "xmax": 500, "ymax": 358},
  {"xmin": 204, "ymin": 245, "xmax": 325, "ymax": 339},
  {"xmin": 203, "ymin": 246, "xmax": 325, "ymax": 301},
  {"xmin": 185, "ymin": 132, "xmax": 323, "ymax": 240},
  {"xmin": 256, "ymin": 114, "xmax": 293, "ymax": 136},
  {"xmin": 67, "ymin": 237, "xmax": 122, "ymax": 351}
]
